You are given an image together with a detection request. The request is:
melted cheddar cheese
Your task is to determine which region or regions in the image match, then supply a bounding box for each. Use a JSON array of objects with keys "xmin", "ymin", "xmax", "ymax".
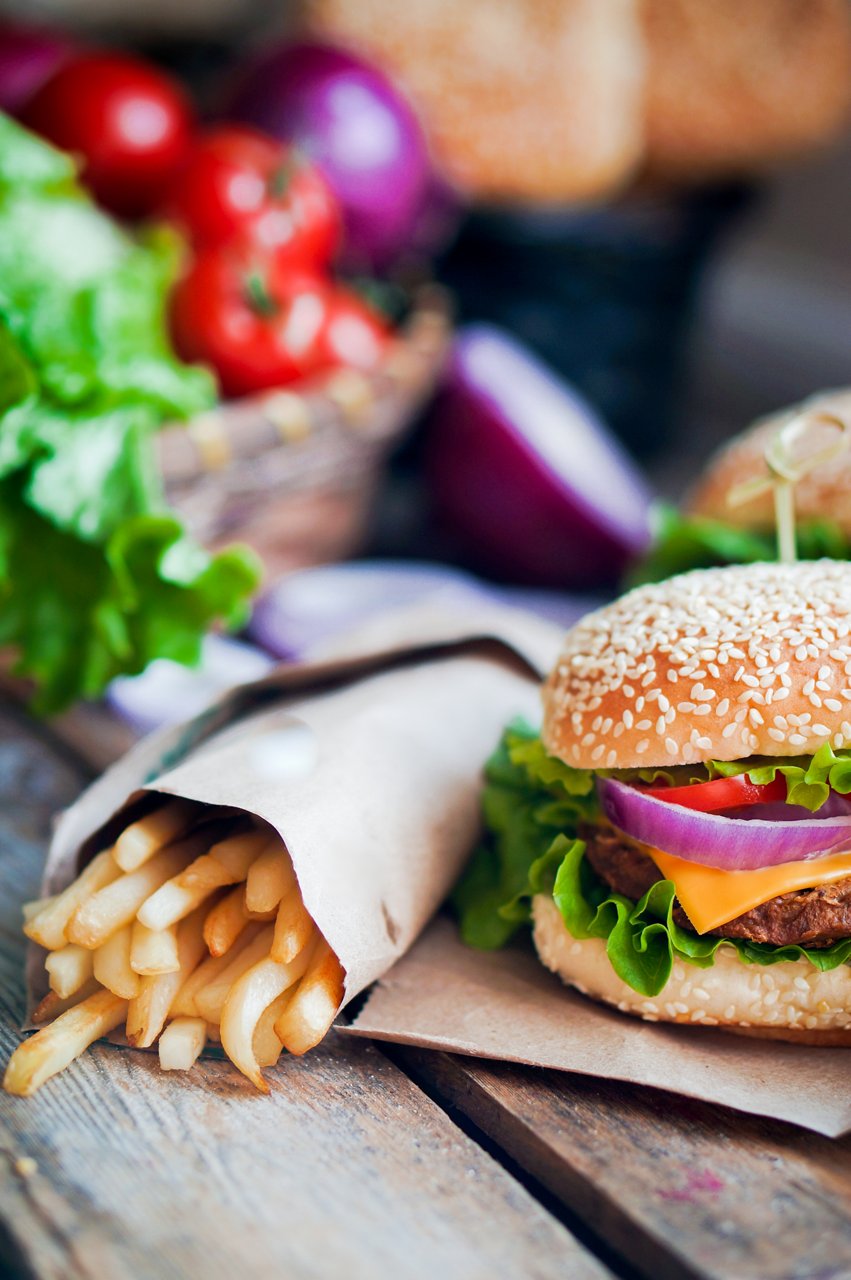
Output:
[{"xmin": 647, "ymin": 846, "xmax": 851, "ymax": 934}]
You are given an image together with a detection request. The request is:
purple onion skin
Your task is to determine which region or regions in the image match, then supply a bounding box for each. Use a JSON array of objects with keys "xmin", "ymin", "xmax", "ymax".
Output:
[
  {"xmin": 425, "ymin": 326, "xmax": 653, "ymax": 589},
  {"xmin": 0, "ymin": 23, "xmax": 75, "ymax": 114},
  {"xmin": 599, "ymin": 776, "xmax": 851, "ymax": 871},
  {"xmin": 226, "ymin": 41, "xmax": 433, "ymax": 271}
]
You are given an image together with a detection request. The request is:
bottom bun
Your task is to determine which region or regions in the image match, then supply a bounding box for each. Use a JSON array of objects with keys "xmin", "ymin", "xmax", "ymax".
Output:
[{"xmin": 532, "ymin": 894, "xmax": 851, "ymax": 1045}]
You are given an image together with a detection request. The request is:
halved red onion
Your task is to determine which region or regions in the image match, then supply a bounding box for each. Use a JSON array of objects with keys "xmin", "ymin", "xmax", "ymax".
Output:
[
  {"xmin": 597, "ymin": 775, "xmax": 851, "ymax": 871},
  {"xmin": 424, "ymin": 326, "xmax": 654, "ymax": 589}
]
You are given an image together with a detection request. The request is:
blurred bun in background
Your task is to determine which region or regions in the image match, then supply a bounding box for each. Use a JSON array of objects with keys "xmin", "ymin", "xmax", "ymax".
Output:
[
  {"xmin": 687, "ymin": 389, "xmax": 851, "ymax": 534},
  {"xmin": 307, "ymin": 0, "xmax": 851, "ymax": 203},
  {"xmin": 642, "ymin": 0, "xmax": 851, "ymax": 181},
  {"xmin": 306, "ymin": 0, "xmax": 647, "ymax": 203}
]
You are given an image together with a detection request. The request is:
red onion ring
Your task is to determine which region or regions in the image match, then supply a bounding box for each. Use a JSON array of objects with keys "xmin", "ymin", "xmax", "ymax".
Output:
[{"xmin": 597, "ymin": 775, "xmax": 851, "ymax": 870}]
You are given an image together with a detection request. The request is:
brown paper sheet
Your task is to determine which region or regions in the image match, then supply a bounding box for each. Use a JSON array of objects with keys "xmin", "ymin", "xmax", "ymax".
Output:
[
  {"xmin": 29, "ymin": 609, "xmax": 559, "ymax": 1018},
  {"xmin": 346, "ymin": 916, "xmax": 851, "ymax": 1138}
]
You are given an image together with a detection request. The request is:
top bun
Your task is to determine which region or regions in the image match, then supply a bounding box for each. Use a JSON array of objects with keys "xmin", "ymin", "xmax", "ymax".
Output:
[
  {"xmin": 687, "ymin": 389, "xmax": 851, "ymax": 535},
  {"xmin": 542, "ymin": 561, "xmax": 851, "ymax": 769}
]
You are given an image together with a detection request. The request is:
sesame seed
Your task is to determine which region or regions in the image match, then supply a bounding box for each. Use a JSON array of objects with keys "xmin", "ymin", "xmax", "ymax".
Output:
[{"xmin": 544, "ymin": 562, "xmax": 851, "ymax": 766}]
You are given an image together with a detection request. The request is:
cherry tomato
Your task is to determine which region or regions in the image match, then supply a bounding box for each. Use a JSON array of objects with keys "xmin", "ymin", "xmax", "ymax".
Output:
[
  {"xmin": 165, "ymin": 126, "xmax": 339, "ymax": 267},
  {"xmin": 169, "ymin": 249, "xmax": 332, "ymax": 399},
  {"xmin": 21, "ymin": 52, "xmax": 194, "ymax": 217},
  {"xmin": 311, "ymin": 287, "xmax": 390, "ymax": 371},
  {"xmin": 642, "ymin": 772, "xmax": 788, "ymax": 814}
]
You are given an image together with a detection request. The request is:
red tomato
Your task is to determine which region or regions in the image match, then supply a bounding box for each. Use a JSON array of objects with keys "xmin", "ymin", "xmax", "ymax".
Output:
[
  {"xmin": 165, "ymin": 126, "xmax": 339, "ymax": 267},
  {"xmin": 642, "ymin": 772, "xmax": 787, "ymax": 814},
  {"xmin": 21, "ymin": 52, "xmax": 194, "ymax": 217},
  {"xmin": 312, "ymin": 287, "xmax": 390, "ymax": 371},
  {"xmin": 169, "ymin": 249, "xmax": 332, "ymax": 399}
]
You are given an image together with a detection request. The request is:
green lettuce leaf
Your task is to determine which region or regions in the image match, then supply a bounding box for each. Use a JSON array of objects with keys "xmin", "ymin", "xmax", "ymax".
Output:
[
  {"xmin": 0, "ymin": 114, "xmax": 258, "ymax": 712},
  {"xmin": 495, "ymin": 715, "xmax": 851, "ymax": 815},
  {"xmin": 0, "ymin": 113, "xmax": 76, "ymax": 190},
  {"xmin": 552, "ymin": 838, "xmax": 851, "ymax": 997},
  {"xmin": 0, "ymin": 477, "xmax": 258, "ymax": 714},
  {"xmin": 631, "ymin": 502, "xmax": 850, "ymax": 586},
  {"xmin": 453, "ymin": 725, "xmax": 851, "ymax": 996}
]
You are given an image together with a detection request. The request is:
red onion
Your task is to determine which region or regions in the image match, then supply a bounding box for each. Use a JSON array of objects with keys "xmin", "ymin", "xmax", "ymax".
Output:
[
  {"xmin": 424, "ymin": 325, "xmax": 654, "ymax": 589},
  {"xmin": 598, "ymin": 775, "xmax": 851, "ymax": 871},
  {"xmin": 226, "ymin": 41, "xmax": 437, "ymax": 271},
  {"xmin": 0, "ymin": 22, "xmax": 74, "ymax": 114}
]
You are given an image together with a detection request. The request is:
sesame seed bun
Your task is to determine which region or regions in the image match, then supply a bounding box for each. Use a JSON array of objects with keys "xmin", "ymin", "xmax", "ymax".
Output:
[
  {"xmin": 532, "ymin": 894, "xmax": 851, "ymax": 1044},
  {"xmin": 542, "ymin": 560, "xmax": 851, "ymax": 771},
  {"xmin": 687, "ymin": 389, "xmax": 851, "ymax": 535}
]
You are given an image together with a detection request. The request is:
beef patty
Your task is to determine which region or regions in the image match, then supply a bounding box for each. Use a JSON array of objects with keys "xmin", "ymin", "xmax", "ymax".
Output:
[{"xmin": 581, "ymin": 823, "xmax": 851, "ymax": 948}]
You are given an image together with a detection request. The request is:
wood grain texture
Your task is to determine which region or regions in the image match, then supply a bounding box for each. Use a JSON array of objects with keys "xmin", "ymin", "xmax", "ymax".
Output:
[
  {"xmin": 0, "ymin": 702, "xmax": 609, "ymax": 1280},
  {"xmin": 399, "ymin": 1050, "xmax": 851, "ymax": 1280}
]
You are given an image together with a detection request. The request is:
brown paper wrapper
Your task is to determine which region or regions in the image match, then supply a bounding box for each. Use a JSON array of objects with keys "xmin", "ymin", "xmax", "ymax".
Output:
[
  {"xmin": 346, "ymin": 916, "xmax": 851, "ymax": 1138},
  {"xmin": 28, "ymin": 609, "xmax": 559, "ymax": 1020}
]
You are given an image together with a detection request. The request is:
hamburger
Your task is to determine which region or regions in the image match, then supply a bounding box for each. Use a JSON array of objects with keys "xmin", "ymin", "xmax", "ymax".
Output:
[
  {"xmin": 636, "ymin": 390, "xmax": 851, "ymax": 584},
  {"xmin": 455, "ymin": 559, "xmax": 851, "ymax": 1043}
]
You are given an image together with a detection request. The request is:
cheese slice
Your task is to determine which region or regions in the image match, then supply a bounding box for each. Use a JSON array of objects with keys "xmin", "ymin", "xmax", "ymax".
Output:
[{"xmin": 647, "ymin": 846, "xmax": 851, "ymax": 935}]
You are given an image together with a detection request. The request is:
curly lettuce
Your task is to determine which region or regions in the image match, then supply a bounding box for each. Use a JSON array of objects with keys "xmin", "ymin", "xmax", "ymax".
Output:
[
  {"xmin": 0, "ymin": 115, "xmax": 260, "ymax": 712},
  {"xmin": 453, "ymin": 724, "xmax": 851, "ymax": 996},
  {"xmin": 632, "ymin": 502, "xmax": 850, "ymax": 587}
]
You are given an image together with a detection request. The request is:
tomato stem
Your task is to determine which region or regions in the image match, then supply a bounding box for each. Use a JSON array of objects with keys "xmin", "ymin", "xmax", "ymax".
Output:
[
  {"xmin": 268, "ymin": 156, "xmax": 297, "ymax": 200},
  {"xmin": 244, "ymin": 272, "xmax": 278, "ymax": 318}
]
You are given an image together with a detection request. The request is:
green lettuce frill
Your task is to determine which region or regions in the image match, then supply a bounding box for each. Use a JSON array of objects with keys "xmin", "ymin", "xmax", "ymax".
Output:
[{"xmin": 452, "ymin": 724, "xmax": 851, "ymax": 997}]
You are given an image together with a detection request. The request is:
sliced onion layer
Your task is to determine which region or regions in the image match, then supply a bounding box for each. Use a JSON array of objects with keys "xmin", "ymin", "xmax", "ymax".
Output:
[{"xmin": 597, "ymin": 775, "xmax": 851, "ymax": 871}]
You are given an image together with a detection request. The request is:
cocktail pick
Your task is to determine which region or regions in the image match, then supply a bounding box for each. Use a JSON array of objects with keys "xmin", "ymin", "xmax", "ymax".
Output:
[{"xmin": 727, "ymin": 409, "xmax": 849, "ymax": 563}]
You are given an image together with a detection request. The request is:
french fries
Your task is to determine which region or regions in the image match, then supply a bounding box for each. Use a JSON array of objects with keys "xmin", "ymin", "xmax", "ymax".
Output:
[
  {"xmin": 4, "ymin": 809, "xmax": 345, "ymax": 1094},
  {"xmin": 274, "ymin": 941, "xmax": 346, "ymax": 1057},
  {"xmin": 3, "ymin": 990, "xmax": 128, "ymax": 1096},
  {"xmin": 113, "ymin": 799, "xmax": 199, "ymax": 872},
  {"xmin": 245, "ymin": 841, "xmax": 295, "ymax": 913},
  {"xmin": 67, "ymin": 842, "xmax": 197, "ymax": 949},
  {"xmin": 125, "ymin": 907, "xmax": 207, "ymax": 1048},
  {"xmin": 219, "ymin": 940, "xmax": 315, "ymax": 1089},
  {"xmin": 24, "ymin": 849, "xmax": 121, "ymax": 951},
  {"xmin": 271, "ymin": 889, "xmax": 314, "ymax": 965},
  {"xmin": 203, "ymin": 885, "xmax": 249, "ymax": 957},
  {"xmin": 194, "ymin": 926, "xmax": 275, "ymax": 1024},
  {"xmin": 93, "ymin": 925, "xmax": 139, "ymax": 999},
  {"xmin": 158, "ymin": 1017, "xmax": 207, "ymax": 1072},
  {"xmin": 45, "ymin": 945, "xmax": 94, "ymax": 1000},
  {"xmin": 130, "ymin": 921, "xmax": 180, "ymax": 976}
]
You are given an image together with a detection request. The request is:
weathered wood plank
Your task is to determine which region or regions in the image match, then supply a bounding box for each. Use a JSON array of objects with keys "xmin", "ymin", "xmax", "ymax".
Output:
[
  {"xmin": 398, "ymin": 1050, "xmax": 851, "ymax": 1280},
  {"xmin": 0, "ymin": 704, "xmax": 610, "ymax": 1280}
]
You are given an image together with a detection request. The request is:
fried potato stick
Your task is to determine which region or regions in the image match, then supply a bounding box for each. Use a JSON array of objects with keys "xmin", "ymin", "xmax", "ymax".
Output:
[
  {"xmin": 67, "ymin": 841, "xmax": 197, "ymax": 949},
  {"xmin": 93, "ymin": 925, "xmax": 139, "ymax": 999},
  {"xmin": 113, "ymin": 799, "xmax": 198, "ymax": 872},
  {"xmin": 45, "ymin": 945, "xmax": 94, "ymax": 1000},
  {"xmin": 158, "ymin": 1017, "xmax": 207, "ymax": 1072},
  {"xmin": 274, "ymin": 940, "xmax": 345, "ymax": 1056},
  {"xmin": 220, "ymin": 939, "xmax": 315, "ymax": 1089},
  {"xmin": 4, "ymin": 989, "xmax": 128, "ymax": 1096},
  {"xmin": 125, "ymin": 907, "xmax": 207, "ymax": 1049},
  {"xmin": 25, "ymin": 850, "xmax": 120, "ymax": 951}
]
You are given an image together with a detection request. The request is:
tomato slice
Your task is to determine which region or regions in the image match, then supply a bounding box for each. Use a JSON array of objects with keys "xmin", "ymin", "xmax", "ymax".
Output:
[{"xmin": 641, "ymin": 772, "xmax": 787, "ymax": 813}]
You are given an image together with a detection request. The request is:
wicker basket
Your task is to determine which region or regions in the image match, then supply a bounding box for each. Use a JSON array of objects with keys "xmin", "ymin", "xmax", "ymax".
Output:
[{"xmin": 157, "ymin": 287, "xmax": 451, "ymax": 579}]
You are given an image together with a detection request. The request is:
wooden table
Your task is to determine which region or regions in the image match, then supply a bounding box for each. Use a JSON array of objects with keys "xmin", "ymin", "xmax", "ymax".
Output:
[{"xmin": 2, "ymin": 699, "xmax": 851, "ymax": 1280}]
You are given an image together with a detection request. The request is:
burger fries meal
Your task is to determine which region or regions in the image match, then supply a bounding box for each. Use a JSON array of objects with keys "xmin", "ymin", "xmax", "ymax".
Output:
[
  {"xmin": 4, "ymin": 800, "xmax": 344, "ymax": 1095},
  {"xmin": 455, "ymin": 560, "xmax": 851, "ymax": 1043}
]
